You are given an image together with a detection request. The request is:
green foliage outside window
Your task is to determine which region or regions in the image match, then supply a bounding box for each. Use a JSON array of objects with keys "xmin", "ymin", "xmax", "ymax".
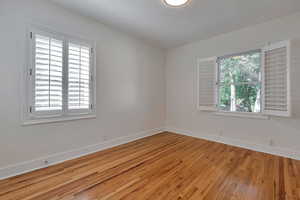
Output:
[{"xmin": 218, "ymin": 51, "xmax": 261, "ymax": 113}]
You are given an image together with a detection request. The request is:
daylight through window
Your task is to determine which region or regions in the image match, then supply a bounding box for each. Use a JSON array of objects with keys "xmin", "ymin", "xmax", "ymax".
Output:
[{"xmin": 217, "ymin": 51, "xmax": 261, "ymax": 113}]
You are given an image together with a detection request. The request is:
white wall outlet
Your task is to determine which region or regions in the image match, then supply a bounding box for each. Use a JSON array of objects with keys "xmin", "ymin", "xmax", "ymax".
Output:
[
  {"xmin": 219, "ymin": 130, "xmax": 223, "ymax": 136},
  {"xmin": 103, "ymin": 135, "xmax": 109, "ymax": 141},
  {"xmin": 269, "ymin": 139, "xmax": 275, "ymax": 147}
]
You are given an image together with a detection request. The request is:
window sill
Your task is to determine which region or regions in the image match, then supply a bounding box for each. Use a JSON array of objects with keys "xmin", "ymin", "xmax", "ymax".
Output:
[
  {"xmin": 22, "ymin": 114, "xmax": 96, "ymax": 126},
  {"xmin": 214, "ymin": 111, "xmax": 269, "ymax": 120}
]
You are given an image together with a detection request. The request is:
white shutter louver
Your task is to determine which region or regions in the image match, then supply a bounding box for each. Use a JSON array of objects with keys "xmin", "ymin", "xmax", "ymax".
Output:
[
  {"xmin": 197, "ymin": 57, "xmax": 217, "ymax": 111},
  {"xmin": 25, "ymin": 27, "xmax": 96, "ymax": 123},
  {"xmin": 263, "ymin": 41, "xmax": 290, "ymax": 116},
  {"xmin": 34, "ymin": 34, "xmax": 63, "ymax": 112},
  {"xmin": 68, "ymin": 43, "xmax": 91, "ymax": 110}
]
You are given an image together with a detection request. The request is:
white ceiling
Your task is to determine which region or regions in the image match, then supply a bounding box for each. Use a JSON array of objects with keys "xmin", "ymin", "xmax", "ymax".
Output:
[{"xmin": 51, "ymin": 0, "xmax": 300, "ymax": 48}]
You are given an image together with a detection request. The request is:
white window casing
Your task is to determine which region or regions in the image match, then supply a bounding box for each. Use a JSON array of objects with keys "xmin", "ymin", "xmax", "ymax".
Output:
[
  {"xmin": 262, "ymin": 41, "xmax": 291, "ymax": 117},
  {"xmin": 197, "ymin": 57, "xmax": 218, "ymax": 111},
  {"xmin": 23, "ymin": 26, "xmax": 96, "ymax": 124},
  {"xmin": 197, "ymin": 41, "xmax": 291, "ymax": 118}
]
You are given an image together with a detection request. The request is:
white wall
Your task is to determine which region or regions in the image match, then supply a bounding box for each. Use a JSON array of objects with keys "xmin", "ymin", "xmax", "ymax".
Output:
[
  {"xmin": 165, "ymin": 12, "xmax": 300, "ymax": 157},
  {"xmin": 0, "ymin": 0, "xmax": 165, "ymax": 171},
  {"xmin": 1, "ymin": 0, "xmax": 300, "ymax": 179}
]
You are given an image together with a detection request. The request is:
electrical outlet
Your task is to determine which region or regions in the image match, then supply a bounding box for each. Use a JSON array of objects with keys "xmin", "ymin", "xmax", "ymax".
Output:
[
  {"xmin": 269, "ymin": 139, "xmax": 275, "ymax": 147},
  {"xmin": 103, "ymin": 135, "xmax": 109, "ymax": 141},
  {"xmin": 219, "ymin": 130, "xmax": 223, "ymax": 136}
]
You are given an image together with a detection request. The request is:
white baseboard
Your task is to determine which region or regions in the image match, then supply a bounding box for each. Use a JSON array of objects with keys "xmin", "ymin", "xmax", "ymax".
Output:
[
  {"xmin": 165, "ymin": 127, "xmax": 300, "ymax": 161},
  {"xmin": 0, "ymin": 128, "xmax": 163, "ymax": 180}
]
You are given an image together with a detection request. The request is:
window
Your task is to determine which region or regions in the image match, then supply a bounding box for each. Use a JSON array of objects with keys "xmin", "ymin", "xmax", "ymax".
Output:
[
  {"xmin": 217, "ymin": 50, "xmax": 261, "ymax": 113},
  {"xmin": 68, "ymin": 43, "xmax": 91, "ymax": 110},
  {"xmin": 34, "ymin": 34, "xmax": 64, "ymax": 113},
  {"xmin": 24, "ymin": 27, "xmax": 96, "ymax": 124},
  {"xmin": 197, "ymin": 41, "xmax": 290, "ymax": 117}
]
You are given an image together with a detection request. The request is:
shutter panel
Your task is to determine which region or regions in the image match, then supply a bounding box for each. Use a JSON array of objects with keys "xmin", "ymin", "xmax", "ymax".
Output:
[
  {"xmin": 263, "ymin": 41, "xmax": 290, "ymax": 116},
  {"xmin": 34, "ymin": 34, "xmax": 63, "ymax": 112},
  {"xmin": 197, "ymin": 57, "xmax": 217, "ymax": 111},
  {"xmin": 68, "ymin": 43, "xmax": 91, "ymax": 110}
]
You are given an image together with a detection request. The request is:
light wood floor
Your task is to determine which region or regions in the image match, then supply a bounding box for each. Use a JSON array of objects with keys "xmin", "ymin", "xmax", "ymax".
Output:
[{"xmin": 1, "ymin": 132, "xmax": 300, "ymax": 200}]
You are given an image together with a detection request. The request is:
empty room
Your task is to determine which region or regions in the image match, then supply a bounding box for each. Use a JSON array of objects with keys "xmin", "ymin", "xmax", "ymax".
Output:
[{"xmin": 1, "ymin": 0, "xmax": 300, "ymax": 199}]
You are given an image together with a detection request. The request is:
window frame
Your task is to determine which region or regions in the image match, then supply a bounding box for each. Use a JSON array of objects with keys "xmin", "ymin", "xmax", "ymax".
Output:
[
  {"xmin": 23, "ymin": 25, "xmax": 96, "ymax": 125},
  {"xmin": 216, "ymin": 49, "xmax": 263, "ymax": 115},
  {"xmin": 197, "ymin": 41, "xmax": 291, "ymax": 119}
]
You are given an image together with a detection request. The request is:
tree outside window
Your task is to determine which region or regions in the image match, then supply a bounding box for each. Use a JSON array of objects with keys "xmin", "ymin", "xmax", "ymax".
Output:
[{"xmin": 218, "ymin": 51, "xmax": 261, "ymax": 113}]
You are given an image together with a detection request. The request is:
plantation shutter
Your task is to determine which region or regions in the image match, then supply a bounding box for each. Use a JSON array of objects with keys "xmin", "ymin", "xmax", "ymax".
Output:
[
  {"xmin": 68, "ymin": 43, "xmax": 91, "ymax": 110},
  {"xmin": 262, "ymin": 41, "xmax": 290, "ymax": 116},
  {"xmin": 197, "ymin": 57, "xmax": 217, "ymax": 111},
  {"xmin": 34, "ymin": 34, "xmax": 63, "ymax": 112}
]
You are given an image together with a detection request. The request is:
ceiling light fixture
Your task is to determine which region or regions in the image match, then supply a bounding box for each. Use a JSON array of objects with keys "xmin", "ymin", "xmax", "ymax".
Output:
[{"xmin": 163, "ymin": 0, "xmax": 190, "ymax": 7}]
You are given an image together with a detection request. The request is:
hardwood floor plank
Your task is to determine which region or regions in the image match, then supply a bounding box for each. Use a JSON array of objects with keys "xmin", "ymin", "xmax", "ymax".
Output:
[{"xmin": 0, "ymin": 132, "xmax": 299, "ymax": 200}]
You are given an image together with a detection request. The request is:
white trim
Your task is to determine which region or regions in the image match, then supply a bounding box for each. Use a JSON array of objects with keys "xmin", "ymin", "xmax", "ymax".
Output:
[
  {"xmin": 214, "ymin": 57, "xmax": 219, "ymax": 110},
  {"xmin": 198, "ymin": 106, "xmax": 216, "ymax": 112},
  {"xmin": 215, "ymin": 111, "xmax": 269, "ymax": 120},
  {"xmin": 197, "ymin": 57, "xmax": 217, "ymax": 62},
  {"xmin": 165, "ymin": 127, "xmax": 300, "ymax": 161},
  {"xmin": 23, "ymin": 24, "xmax": 97, "ymax": 124},
  {"xmin": 263, "ymin": 110, "xmax": 291, "ymax": 117},
  {"xmin": 0, "ymin": 128, "xmax": 163, "ymax": 180},
  {"xmin": 264, "ymin": 40, "xmax": 290, "ymax": 51},
  {"xmin": 287, "ymin": 40, "xmax": 292, "ymax": 117},
  {"xmin": 261, "ymin": 46, "xmax": 266, "ymax": 113},
  {"xmin": 22, "ymin": 114, "xmax": 96, "ymax": 126}
]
